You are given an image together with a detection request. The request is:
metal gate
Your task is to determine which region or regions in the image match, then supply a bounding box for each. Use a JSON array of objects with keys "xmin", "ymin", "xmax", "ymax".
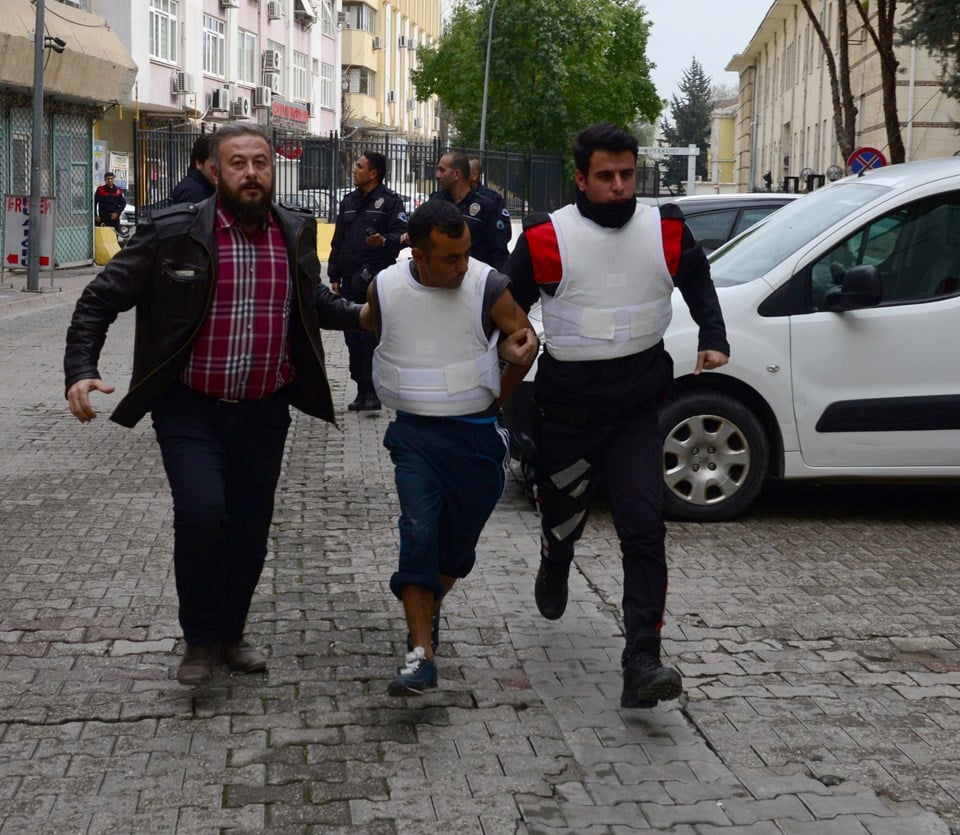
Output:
[
  {"xmin": 2, "ymin": 103, "xmax": 92, "ymax": 267},
  {"xmin": 134, "ymin": 122, "xmax": 566, "ymax": 223}
]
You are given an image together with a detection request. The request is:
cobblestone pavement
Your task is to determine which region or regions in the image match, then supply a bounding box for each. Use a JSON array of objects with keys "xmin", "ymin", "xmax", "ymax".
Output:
[{"xmin": 0, "ymin": 273, "xmax": 957, "ymax": 833}]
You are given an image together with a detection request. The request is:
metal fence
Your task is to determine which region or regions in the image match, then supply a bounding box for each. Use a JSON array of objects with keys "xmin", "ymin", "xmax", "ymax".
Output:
[{"xmin": 133, "ymin": 121, "xmax": 567, "ymax": 223}]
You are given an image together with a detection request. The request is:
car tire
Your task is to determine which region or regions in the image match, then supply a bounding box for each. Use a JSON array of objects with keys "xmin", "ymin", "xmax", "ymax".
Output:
[{"xmin": 659, "ymin": 391, "xmax": 769, "ymax": 522}]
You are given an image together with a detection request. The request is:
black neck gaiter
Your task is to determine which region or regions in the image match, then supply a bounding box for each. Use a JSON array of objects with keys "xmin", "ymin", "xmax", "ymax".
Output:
[{"xmin": 576, "ymin": 191, "xmax": 637, "ymax": 229}]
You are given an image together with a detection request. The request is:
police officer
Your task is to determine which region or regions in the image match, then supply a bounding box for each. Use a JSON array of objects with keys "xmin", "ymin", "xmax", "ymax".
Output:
[
  {"xmin": 505, "ymin": 123, "xmax": 729, "ymax": 710},
  {"xmin": 469, "ymin": 158, "xmax": 512, "ymax": 249},
  {"xmin": 328, "ymin": 151, "xmax": 407, "ymax": 411},
  {"xmin": 431, "ymin": 151, "xmax": 510, "ymax": 271},
  {"xmin": 94, "ymin": 172, "xmax": 126, "ymax": 231}
]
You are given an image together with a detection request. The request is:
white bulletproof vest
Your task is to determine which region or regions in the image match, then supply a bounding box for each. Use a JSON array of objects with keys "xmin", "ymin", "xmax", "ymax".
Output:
[
  {"xmin": 373, "ymin": 258, "xmax": 501, "ymax": 416},
  {"xmin": 539, "ymin": 203, "xmax": 675, "ymax": 361}
]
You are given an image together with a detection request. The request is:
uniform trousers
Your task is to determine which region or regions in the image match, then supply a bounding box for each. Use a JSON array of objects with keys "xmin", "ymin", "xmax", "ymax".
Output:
[
  {"xmin": 151, "ymin": 382, "xmax": 291, "ymax": 645},
  {"xmin": 535, "ymin": 403, "xmax": 667, "ymax": 664}
]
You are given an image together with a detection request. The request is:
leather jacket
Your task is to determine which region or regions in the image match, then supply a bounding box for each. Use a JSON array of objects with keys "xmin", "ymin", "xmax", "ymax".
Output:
[{"xmin": 64, "ymin": 197, "xmax": 362, "ymax": 428}]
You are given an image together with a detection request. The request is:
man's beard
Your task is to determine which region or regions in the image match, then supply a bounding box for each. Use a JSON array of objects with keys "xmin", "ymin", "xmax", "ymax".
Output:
[{"xmin": 219, "ymin": 179, "xmax": 274, "ymax": 227}]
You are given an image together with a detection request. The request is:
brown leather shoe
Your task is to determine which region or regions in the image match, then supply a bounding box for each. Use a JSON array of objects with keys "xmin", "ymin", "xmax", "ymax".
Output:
[
  {"xmin": 221, "ymin": 640, "xmax": 268, "ymax": 673},
  {"xmin": 176, "ymin": 644, "xmax": 215, "ymax": 686}
]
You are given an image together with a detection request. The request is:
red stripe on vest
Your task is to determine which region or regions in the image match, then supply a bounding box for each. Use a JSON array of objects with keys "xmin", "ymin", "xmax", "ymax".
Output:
[
  {"xmin": 661, "ymin": 218, "xmax": 683, "ymax": 276},
  {"xmin": 526, "ymin": 221, "xmax": 563, "ymax": 285}
]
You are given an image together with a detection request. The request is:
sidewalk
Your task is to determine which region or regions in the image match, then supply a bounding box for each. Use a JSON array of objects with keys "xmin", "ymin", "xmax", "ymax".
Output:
[{"xmin": 0, "ymin": 266, "xmax": 953, "ymax": 833}]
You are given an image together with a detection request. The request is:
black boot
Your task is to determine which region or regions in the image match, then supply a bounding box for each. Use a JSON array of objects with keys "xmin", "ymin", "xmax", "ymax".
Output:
[
  {"xmin": 348, "ymin": 389, "xmax": 366, "ymax": 411},
  {"xmin": 534, "ymin": 557, "xmax": 570, "ymax": 620},
  {"xmin": 621, "ymin": 654, "xmax": 682, "ymax": 708}
]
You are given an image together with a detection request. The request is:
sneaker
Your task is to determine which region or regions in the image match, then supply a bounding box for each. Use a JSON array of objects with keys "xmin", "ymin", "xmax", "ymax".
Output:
[
  {"xmin": 621, "ymin": 655, "xmax": 682, "ymax": 708},
  {"xmin": 361, "ymin": 394, "xmax": 382, "ymax": 412},
  {"xmin": 406, "ymin": 609, "xmax": 441, "ymax": 653},
  {"xmin": 347, "ymin": 392, "xmax": 365, "ymax": 412},
  {"xmin": 534, "ymin": 558, "xmax": 570, "ymax": 620},
  {"xmin": 388, "ymin": 647, "xmax": 438, "ymax": 696}
]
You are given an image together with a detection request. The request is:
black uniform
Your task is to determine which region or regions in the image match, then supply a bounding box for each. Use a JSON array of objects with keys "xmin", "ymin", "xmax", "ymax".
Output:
[
  {"xmin": 430, "ymin": 188, "xmax": 510, "ymax": 271},
  {"xmin": 328, "ymin": 182, "xmax": 407, "ymax": 402},
  {"xmin": 506, "ymin": 196, "xmax": 728, "ymax": 669},
  {"xmin": 94, "ymin": 183, "xmax": 126, "ymax": 230}
]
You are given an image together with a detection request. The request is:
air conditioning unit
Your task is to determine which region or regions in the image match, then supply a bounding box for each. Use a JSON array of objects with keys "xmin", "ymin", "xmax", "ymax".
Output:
[
  {"xmin": 254, "ymin": 85, "xmax": 273, "ymax": 109},
  {"xmin": 172, "ymin": 71, "xmax": 194, "ymax": 95},
  {"xmin": 262, "ymin": 49, "xmax": 282, "ymax": 72},
  {"xmin": 372, "ymin": 36, "xmax": 383, "ymax": 50},
  {"xmin": 267, "ymin": 0, "xmax": 282, "ymax": 20},
  {"xmin": 220, "ymin": 0, "xmax": 239, "ymax": 7},
  {"xmin": 230, "ymin": 97, "xmax": 251, "ymax": 119},
  {"xmin": 263, "ymin": 71, "xmax": 281, "ymax": 93},
  {"xmin": 408, "ymin": 39, "xmax": 417, "ymax": 51},
  {"xmin": 337, "ymin": 10, "xmax": 347, "ymax": 25},
  {"xmin": 413, "ymin": 117, "xmax": 422, "ymax": 128},
  {"xmin": 405, "ymin": 98, "xmax": 415, "ymax": 111},
  {"xmin": 386, "ymin": 90, "xmax": 396, "ymax": 104},
  {"xmin": 398, "ymin": 36, "xmax": 408, "ymax": 49},
  {"xmin": 211, "ymin": 87, "xmax": 231, "ymax": 110}
]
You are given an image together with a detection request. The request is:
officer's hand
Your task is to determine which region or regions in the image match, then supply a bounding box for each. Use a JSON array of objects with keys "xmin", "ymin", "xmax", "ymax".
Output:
[
  {"xmin": 400, "ymin": 232, "xmax": 410, "ymax": 247},
  {"xmin": 67, "ymin": 378, "xmax": 116, "ymax": 423},
  {"xmin": 365, "ymin": 233, "xmax": 384, "ymax": 247},
  {"xmin": 330, "ymin": 280, "xmax": 341, "ymax": 294},
  {"xmin": 694, "ymin": 350, "xmax": 729, "ymax": 375}
]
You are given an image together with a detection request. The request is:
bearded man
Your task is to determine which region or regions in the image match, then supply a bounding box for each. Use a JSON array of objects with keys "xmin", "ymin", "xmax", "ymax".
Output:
[{"xmin": 64, "ymin": 124, "xmax": 373, "ymax": 686}]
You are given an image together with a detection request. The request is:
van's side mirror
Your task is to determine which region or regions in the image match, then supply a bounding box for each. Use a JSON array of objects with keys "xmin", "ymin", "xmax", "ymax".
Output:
[{"xmin": 821, "ymin": 264, "xmax": 882, "ymax": 311}]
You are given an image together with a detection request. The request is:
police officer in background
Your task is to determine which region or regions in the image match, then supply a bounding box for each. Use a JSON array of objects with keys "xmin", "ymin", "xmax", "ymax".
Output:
[
  {"xmin": 469, "ymin": 158, "xmax": 512, "ymax": 248},
  {"xmin": 432, "ymin": 151, "xmax": 510, "ymax": 271},
  {"xmin": 328, "ymin": 151, "xmax": 407, "ymax": 412},
  {"xmin": 94, "ymin": 172, "xmax": 126, "ymax": 231}
]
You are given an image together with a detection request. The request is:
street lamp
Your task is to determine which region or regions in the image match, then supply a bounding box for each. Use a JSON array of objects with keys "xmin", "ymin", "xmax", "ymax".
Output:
[{"xmin": 478, "ymin": 0, "xmax": 498, "ymax": 157}]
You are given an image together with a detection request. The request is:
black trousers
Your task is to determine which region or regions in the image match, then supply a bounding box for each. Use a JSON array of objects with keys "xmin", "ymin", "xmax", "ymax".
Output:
[
  {"xmin": 344, "ymin": 329, "xmax": 377, "ymax": 396},
  {"xmin": 536, "ymin": 403, "xmax": 667, "ymax": 664},
  {"xmin": 151, "ymin": 383, "xmax": 291, "ymax": 645}
]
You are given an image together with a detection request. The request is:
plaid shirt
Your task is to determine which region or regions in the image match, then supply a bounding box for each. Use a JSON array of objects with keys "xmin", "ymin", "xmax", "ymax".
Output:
[{"xmin": 181, "ymin": 202, "xmax": 295, "ymax": 399}]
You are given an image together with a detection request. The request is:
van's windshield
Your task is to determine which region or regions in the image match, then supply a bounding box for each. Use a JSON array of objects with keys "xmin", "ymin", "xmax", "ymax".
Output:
[{"xmin": 707, "ymin": 182, "xmax": 889, "ymax": 286}]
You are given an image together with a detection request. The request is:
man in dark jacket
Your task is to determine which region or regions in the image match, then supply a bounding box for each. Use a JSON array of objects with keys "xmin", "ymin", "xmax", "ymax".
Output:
[
  {"xmin": 171, "ymin": 133, "xmax": 217, "ymax": 204},
  {"xmin": 94, "ymin": 172, "xmax": 126, "ymax": 230},
  {"xmin": 328, "ymin": 150, "xmax": 407, "ymax": 411},
  {"xmin": 505, "ymin": 123, "xmax": 729, "ymax": 710},
  {"xmin": 65, "ymin": 124, "xmax": 372, "ymax": 686}
]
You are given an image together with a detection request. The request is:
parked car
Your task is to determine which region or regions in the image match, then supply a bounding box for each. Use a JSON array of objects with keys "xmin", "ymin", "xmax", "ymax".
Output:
[
  {"xmin": 641, "ymin": 192, "xmax": 800, "ymax": 253},
  {"xmin": 503, "ymin": 158, "xmax": 960, "ymax": 521}
]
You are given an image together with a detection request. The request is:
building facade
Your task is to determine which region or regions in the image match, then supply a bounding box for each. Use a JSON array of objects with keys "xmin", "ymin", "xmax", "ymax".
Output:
[
  {"xmin": 726, "ymin": 0, "xmax": 960, "ymax": 192},
  {"xmin": 0, "ymin": 0, "xmax": 135, "ymax": 267},
  {"xmin": 340, "ymin": 0, "xmax": 440, "ymax": 139}
]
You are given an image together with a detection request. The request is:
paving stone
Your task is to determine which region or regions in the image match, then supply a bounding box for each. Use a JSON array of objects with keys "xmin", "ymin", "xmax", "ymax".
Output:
[{"xmin": 0, "ymin": 288, "xmax": 956, "ymax": 833}]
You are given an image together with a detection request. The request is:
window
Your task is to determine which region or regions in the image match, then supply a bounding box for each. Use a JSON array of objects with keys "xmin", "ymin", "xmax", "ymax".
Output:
[
  {"xmin": 345, "ymin": 66, "xmax": 374, "ymax": 95},
  {"xmin": 320, "ymin": 0, "xmax": 335, "ymax": 36},
  {"xmin": 809, "ymin": 196, "xmax": 960, "ymax": 309},
  {"xmin": 293, "ymin": 52, "xmax": 309, "ymax": 101},
  {"xmin": 202, "ymin": 15, "xmax": 225, "ymax": 78},
  {"xmin": 237, "ymin": 30, "xmax": 257, "ymax": 84},
  {"xmin": 343, "ymin": 2, "xmax": 374, "ymax": 32},
  {"xmin": 320, "ymin": 62, "xmax": 335, "ymax": 109},
  {"xmin": 150, "ymin": 0, "xmax": 178, "ymax": 64}
]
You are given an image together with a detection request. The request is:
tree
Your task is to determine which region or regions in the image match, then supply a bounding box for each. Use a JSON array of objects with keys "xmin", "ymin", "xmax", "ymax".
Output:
[
  {"xmin": 411, "ymin": 0, "xmax": 661, "ymax": 154},
  {"xmin": 798, "ymin": 0, "xmax": 904, "ymax": 166},
  {"xmin": 659, "ymin": 59, "xmax": 713, "ymax": 194},
  {"xmin": 900, "ymin": 0, "xmax": 960, "ymax": 103}
]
